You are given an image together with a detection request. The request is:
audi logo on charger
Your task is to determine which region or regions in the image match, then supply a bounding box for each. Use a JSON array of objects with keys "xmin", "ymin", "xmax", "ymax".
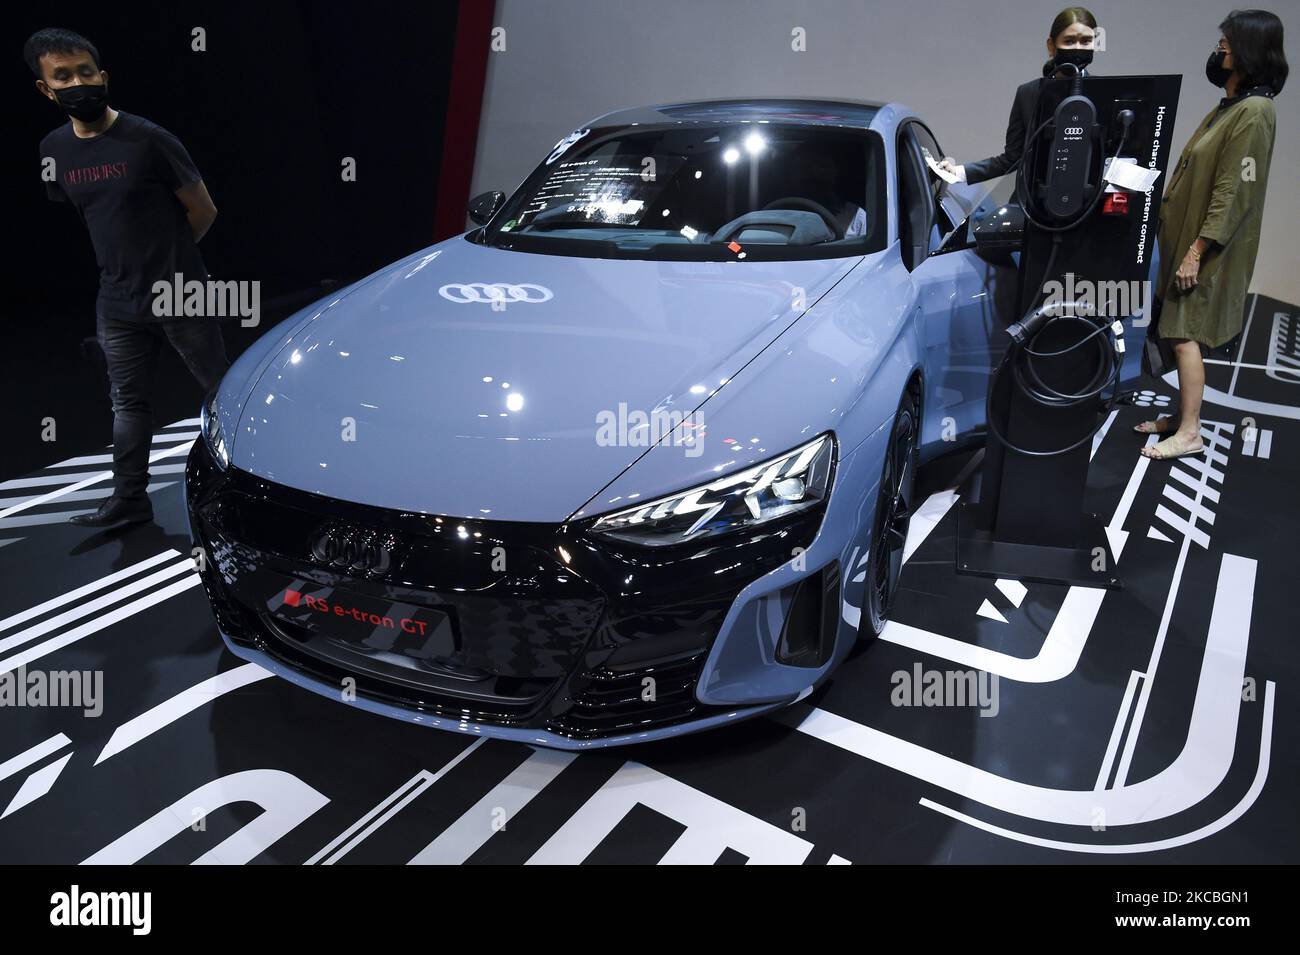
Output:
[
  {"xmin": 1064, "ymin": 126, "xmax": 1085, "ymax": 137},
  {"xmin": 309, "ymin": 523, "xmax": 398, "ymax": 577},
  {"xmin": 439, "ymin": 282, "xmax": 553, "ymax": 305}
]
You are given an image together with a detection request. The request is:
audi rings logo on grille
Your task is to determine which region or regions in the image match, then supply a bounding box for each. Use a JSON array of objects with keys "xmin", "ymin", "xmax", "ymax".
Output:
[
  {"xmin": 309, "ymin": 524, "xmax": 399, "ymax": 577},
  {"xmin": 438, "ymin": 283, "xmax": 554, "ymax": 305}
]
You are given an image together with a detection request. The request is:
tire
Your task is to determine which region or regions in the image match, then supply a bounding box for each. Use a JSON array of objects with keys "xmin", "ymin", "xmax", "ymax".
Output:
[{"xmin": 863, "ymin": 386, "xmax": 920, "ymax": 639}]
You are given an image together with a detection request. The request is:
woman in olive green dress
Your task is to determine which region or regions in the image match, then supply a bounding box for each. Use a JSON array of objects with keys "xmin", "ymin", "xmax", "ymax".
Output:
[{"xmin": 1139, "ymin": 9, "xmax": 1287, "ymax": 460}]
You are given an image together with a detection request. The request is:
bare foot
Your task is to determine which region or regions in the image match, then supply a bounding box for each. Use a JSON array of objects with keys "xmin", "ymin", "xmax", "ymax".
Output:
[
  {"xmin": 1133, "ymin": 417, "xmax": 1178, "ymax": 434},
  {"xmin": 1140, "ymin": 432, "xmax": 1205, "ymax": 460}
]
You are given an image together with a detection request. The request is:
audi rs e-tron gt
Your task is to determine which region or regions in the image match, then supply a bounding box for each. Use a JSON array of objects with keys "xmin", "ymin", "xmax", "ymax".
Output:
[{"xmin": 186, "ymin": 97, "xmax": 1143, "ymax": 748}]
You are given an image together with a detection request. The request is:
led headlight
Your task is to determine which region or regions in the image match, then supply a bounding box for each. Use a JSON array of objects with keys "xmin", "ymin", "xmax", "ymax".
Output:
[
  {"xmin": 200, "ymin": 389, "xmax": 230, "ymax": 470},
  {"xmin": 588, "ymin": 433, "xmax": 834, "ymax": 547}
]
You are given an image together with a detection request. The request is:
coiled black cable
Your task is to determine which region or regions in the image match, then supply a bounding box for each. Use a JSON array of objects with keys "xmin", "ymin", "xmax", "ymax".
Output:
[{"xmin": 986, "ymin": 302, "xmax": 1124, "ymax": 457}]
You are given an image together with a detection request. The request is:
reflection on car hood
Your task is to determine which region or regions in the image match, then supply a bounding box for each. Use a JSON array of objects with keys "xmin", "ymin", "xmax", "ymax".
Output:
[{"xmin": 230, "ymin": 236, "xmax": 859, "ymax": 521}]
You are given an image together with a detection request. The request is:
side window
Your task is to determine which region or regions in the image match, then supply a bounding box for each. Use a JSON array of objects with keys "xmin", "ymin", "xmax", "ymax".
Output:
[
  {"xmin": 896, "ymin": 127, "xmax": 931, "ymax": 271},
  {"xmin": 903, "ymin": 122, "xmax": 975, "ymax": 256},
  {"xmin": 910, "ymin": 123, "xmax": 972, "ymax": 241},
  {"xmin": 908, "ymin": 126, "xmax": 945, "ymax": 218}
]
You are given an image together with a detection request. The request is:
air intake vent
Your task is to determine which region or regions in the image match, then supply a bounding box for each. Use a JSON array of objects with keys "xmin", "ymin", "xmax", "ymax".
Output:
[
  {"xmin": 549, "ymin": 651, "xmax": 708, "ymax": 739},
  {"xmin": 775, "ymin": 562, "xmax": 840, "ymax": 667}
]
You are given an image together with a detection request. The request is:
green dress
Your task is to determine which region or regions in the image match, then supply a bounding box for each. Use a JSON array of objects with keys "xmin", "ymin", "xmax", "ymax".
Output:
[{"xmin": 1157, "ymin": 93, "xmax": 1276, "ymax": 347}]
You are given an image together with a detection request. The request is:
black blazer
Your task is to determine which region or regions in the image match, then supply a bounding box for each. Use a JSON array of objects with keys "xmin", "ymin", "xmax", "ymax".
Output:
[{"xmin": 965, "ymin": 78, "xmax": 1042, "ymax": 185}]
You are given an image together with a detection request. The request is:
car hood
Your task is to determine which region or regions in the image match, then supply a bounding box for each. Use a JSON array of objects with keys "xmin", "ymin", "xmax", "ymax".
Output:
[{"xmin": 229, "ymin": 237, "xmax": 860, "ymax": 521}]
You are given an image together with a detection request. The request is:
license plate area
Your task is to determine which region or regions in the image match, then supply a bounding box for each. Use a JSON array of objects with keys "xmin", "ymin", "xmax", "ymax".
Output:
[{"xmin": 264, "ymin": 578, "xmax": 460, "ymax": 673}]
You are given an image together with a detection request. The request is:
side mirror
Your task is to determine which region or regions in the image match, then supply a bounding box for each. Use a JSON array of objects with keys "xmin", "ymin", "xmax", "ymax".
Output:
[
  {"xmin": 972, "ymin": 202, "xmax": 1024, "ymax": 265},
  {"xmin": 468, "ymin": 190, "xmax": 506, "ymax": 226}
]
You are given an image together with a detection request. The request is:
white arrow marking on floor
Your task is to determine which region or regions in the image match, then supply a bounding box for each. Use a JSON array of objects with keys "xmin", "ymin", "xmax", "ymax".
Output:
[
  {"xmin": 0, "ymin": 574, "xmax": 201, "ymax": 675},
  {"xmin": 2, "ymin": 753, "xmax": 73, "ymax": 819},
  {"xmin": 1104, "ymin": 414, "xmax": 1168, "ymax": 561},
  {"xmin": 0, "ymin": 551, "xmax": 180, "ymax": 634},
  {"xmin": 784, "ymin": 553, "xmax": 1257, "ymax": 829},
  {"xmin": 0, "ymin": 733, "xmax": 72, "ymax": 783},
  {"xmin": 995, "ymin": 578, "xmax": 1027, "ymax": 607},
  {"xmin": 0, "ymin": 559, "xmax": 196, "ymax": 661},
  {"xmin": 96, "ymin": 663, "xmax": 274, "ymax": 764}
]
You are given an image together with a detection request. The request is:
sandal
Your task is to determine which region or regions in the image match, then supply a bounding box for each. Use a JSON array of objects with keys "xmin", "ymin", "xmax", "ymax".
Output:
[
  {"xmin": 1133, "ymin": 418, "xmax": 1178, "ymax": 435},
  {"xmin": 1140, "ymin": 435, "xmax": 1206, "ymax": 460}
]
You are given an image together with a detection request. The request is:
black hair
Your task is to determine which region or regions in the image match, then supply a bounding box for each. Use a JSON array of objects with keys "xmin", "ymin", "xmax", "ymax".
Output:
[
  {"xmin": 1221, "ymin": 9, "xmax": 1288, "ymax": 93},
  {"xmin": 1049, "ymin": 6, "xmax": 1098, "ymax": 42},
  {"xmin": 23, "ymin": 27, "xmax": 101, "ymax": 79}
]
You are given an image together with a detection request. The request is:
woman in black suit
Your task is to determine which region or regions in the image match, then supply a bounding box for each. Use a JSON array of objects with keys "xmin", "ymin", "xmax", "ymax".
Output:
[{"xmin": 938, "ymin": 7, "xmax": 1100, "ymax": 184}]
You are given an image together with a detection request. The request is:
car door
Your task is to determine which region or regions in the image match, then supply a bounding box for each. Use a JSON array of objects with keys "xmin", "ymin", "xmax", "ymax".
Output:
[{"xmin": 896, "ymin": 121, "xmax": 1008, "ymax": 454}]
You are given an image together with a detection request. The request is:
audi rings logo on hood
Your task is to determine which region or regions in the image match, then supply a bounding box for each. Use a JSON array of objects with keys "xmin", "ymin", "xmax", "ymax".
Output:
[
  {"xmin": 309, "ymin": 523, "xmax": 399, "ymax": 577},
  {"xmin": 438, "ymin": 283, "xmax": 554, "ymax": 305}
]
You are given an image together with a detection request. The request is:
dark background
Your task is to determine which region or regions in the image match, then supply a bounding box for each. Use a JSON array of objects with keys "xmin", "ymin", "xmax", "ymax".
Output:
[{"xmin": 3, "ymin": 0, "xmax": 465, "ymax": 481}]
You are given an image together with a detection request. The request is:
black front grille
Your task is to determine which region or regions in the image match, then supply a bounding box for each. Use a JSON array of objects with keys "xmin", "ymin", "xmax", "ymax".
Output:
[
  {"xmin": 187, "ymin": 436, "xmax": 825, "ymax": 740},
  {"xmin": 258, "ymin": 613, "xmax": 555, "ymax": 725},
  {"xmin": 193, "ymin": 459, "xmax": 606, "ymax": 692},
  {"xmin": 550, "ymin": 651, "xmax": 708, "ymax": 739}
]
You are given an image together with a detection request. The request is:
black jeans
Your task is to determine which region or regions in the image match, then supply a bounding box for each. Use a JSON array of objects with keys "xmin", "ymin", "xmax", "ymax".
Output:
[{"xmin": 97, "ymin": 311, "xmax": 229, "ymax": 500}]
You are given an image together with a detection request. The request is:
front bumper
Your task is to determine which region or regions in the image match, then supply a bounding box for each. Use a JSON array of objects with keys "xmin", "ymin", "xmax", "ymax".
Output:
[{"xmin": 184, "ymin": 436, "xmax": 835, "ymax": 747}]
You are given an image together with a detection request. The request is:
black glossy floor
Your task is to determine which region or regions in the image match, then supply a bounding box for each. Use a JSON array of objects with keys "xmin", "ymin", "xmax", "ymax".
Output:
[{"xmin": 1, "ymin": 295, "xmax": 1296, "ymax": 864}]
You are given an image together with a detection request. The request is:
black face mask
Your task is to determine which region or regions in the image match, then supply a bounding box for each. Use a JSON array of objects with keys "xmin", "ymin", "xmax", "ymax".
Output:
[
  {"xmin": 52, "ymin": 82, "xmax": 109, "ymax": 121},
  {"xmin": 1052, "ymin": 47, "xmax": 1094, "ymax": 72},
  {"xmin": 1205, "ymin": 49, "xmax": 1233, "ymax": 88}
]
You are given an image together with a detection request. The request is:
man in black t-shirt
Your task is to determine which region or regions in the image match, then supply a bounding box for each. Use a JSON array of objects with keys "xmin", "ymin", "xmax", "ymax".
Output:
[{"xmin": 27, "ymin": 27, "xmax": 228, "ymax": 529}]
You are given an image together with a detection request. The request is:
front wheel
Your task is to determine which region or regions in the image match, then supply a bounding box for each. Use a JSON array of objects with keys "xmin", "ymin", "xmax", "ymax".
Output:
[{"xmin": 863, "ymin": 388, "xmax": 919, "ymax": 638}]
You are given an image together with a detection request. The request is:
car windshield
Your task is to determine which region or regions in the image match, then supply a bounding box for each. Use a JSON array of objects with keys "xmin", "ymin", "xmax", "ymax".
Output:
[{"xmin": 477, "ymin": 122, "xmax": 887, "ymax": 261}]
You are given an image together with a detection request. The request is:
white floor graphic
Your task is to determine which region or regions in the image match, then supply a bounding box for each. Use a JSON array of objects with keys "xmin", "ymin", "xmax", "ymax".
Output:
[
  {"xmin": 0, "ymin": 402, "xmax": 1279, "ymax": 860},
  {"xmin": 784, "ymin": 412, "xmax": 1272, "ymax": 851},
  {"xmin": 0, "ymin": 419, "xmax": 198, "ymax": 545}
]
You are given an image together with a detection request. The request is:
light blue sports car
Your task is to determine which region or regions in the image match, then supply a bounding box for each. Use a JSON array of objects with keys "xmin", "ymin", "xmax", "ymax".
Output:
[{"xmin": 185, "ymin": 98, "xmax": 1144, "ymax": 748}]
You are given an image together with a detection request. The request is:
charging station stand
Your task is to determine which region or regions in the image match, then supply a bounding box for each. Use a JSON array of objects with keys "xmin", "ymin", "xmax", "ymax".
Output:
[{"xmin": 957, "ymin": 75, "xmax": 1182, "ymax": 589}]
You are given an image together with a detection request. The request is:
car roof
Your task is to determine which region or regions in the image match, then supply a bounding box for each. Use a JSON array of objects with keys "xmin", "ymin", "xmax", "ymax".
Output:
[{"xmin": 588, "ymin": 97, "xmax": 889, "ymax": 131}]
